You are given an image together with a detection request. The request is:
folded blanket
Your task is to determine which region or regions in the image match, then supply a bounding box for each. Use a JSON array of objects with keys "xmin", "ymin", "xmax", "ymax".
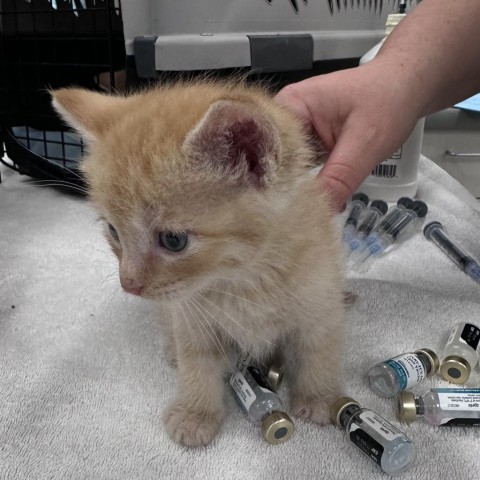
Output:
[{"xmin": 1, "ymin": 156, "xmax": 479, "ymax": 480}]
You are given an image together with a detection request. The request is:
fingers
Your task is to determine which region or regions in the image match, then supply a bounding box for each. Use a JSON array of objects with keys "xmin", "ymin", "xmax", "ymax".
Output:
[
  {"xmin": 317, "ymin": 122, "xmax": 388, "ymax": 211},
  {"xmin": 275, "ymin": 82, "xmax": 340, "ymax": 159},
  {"xmin": 274, "ymin": 83, "xmax": 313, "ymax": 127}
]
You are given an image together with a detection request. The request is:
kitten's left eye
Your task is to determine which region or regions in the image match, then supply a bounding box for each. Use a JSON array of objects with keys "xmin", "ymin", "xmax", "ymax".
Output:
[
  {"xmin": 108, "ymin": 223, "xmax": 119, "ymax": 242},
  {"xmin": 159, "ymin": 232, "xmax": 188, "ymax": 252}
]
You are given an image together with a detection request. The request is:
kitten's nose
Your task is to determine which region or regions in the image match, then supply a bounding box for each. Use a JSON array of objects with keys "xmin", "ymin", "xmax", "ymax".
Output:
[{"xmin": 121, "ymin": 278, "xmax": 144, "ymax": 296}]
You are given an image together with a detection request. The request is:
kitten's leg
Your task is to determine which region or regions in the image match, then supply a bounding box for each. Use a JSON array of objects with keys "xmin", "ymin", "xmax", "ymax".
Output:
[
  {"xmin": 287, "ymin": 306, "xmax": 345, "ymax": 425},
  {"xmin": 163, "ymin": 320, "xmax": 226, "ymax": 447}
]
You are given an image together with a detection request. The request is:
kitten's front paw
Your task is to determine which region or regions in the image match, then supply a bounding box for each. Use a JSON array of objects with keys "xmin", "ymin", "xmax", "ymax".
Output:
[
  {"xmin": 290, "ymin": 393, "xmax": 340, "ymax": 425},
  {"xmin": 163, "ymin": 401, "xmax": 225, "ymax": 447}
]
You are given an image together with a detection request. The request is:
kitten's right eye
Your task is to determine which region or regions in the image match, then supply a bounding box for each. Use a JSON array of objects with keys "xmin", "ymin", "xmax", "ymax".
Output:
[
  {"xmin": 159, "ymin": 232, "xmax": 188, "ymax": 252},
  {"xmin": 108, "ymin": 223, "xmax": 119, "ymax": 242}
]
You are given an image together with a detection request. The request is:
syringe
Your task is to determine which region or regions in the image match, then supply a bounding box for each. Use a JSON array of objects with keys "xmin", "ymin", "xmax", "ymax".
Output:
[
  {"xmin": 342, "ymin": 193, "xmax": 369, "ymax": 245},
  {"xmin": 365, "ymin": 197, "xmax": 413, "ymax": 247},
  {"xmin": 349, "ymin": 200, "xmax": 388, "ymax": 253},
  {"xmin": 366, "ymin": 200, "xmax": 428, "ymax": 259},
  {"xmin": 424, "ymin": 221, "xmax": 480, "ymax": 285}
]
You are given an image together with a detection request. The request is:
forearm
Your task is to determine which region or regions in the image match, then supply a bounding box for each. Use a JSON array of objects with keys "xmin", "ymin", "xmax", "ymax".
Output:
[{"xmin": 372, "ymin": 0, "xmax": 480, "ymax": 116}]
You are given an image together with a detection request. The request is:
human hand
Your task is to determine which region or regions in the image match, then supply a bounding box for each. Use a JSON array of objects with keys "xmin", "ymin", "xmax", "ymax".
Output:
[{"xmin": 275, "ymin": 61, "xmax": 423, "ymax": 211}]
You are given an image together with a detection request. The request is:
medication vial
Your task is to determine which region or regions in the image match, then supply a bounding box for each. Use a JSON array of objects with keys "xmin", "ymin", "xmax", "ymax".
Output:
[
  {"xmin": 440, "ymin": 322, "xmax": 480, "ymax": 384},
  {"xmin": 368, "ymin": 348, "xmax": 439, "ymax": 397},
  {"xmin": 235, "ymin": 350, "xmax": 284, "ymax": 392},
  {"xmin": 230, "ymin": 366, "xmax": 294, "ymax": 444},
  {"xmin": 330, "ymin": 397, "xmax": 415, "ymax": 475},
  {"xmin": 398, "ymin": 388, "xmax": 480, "ymax": 426}
]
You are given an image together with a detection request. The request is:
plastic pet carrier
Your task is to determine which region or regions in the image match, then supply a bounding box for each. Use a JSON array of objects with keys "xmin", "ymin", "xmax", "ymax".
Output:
[
  {"xmin": 0, "ymin": 0, "xmax": 126, "ymax": 190},
  {"xmin": 122, "ymin": 0, "xmax": 416, "ymax": 80}
]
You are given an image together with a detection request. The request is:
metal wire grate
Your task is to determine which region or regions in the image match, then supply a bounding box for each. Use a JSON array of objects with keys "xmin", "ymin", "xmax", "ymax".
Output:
[{"xmin": 0, "ymin": 0, "xmax": 126, "ymax": 190}]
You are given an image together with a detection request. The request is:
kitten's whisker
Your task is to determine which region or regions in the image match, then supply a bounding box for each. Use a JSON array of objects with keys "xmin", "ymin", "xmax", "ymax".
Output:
[
  {"xmin": 184, "ymin": 301, "xmax": 211, "ymax": 354},
  {"xmin": 41, "ymin": 158, "xmax": 84, "ymax": 180},
  {"xmin": 183, "ymin": 299, "xmax": 212, "ymax": 351},
  {"xmin": 269, "ymin": 248, "xmax": 298, "ymax": 265},
  {"xmin": 188, "ymin": 298, "xmax": 224, "ymax": 351},
  {"xmin": 186, "ymin": 299, "xmax": 232, "ymax": 370},
  {"xmin": 191, "ymin": 295, "xmax": 266, "ymax": 370},
  {"xmin": 177, "ymin": 301, "xmax": 199, "ymax": 351},
  {"xmin": 203, "ymin": 287, "xmax": 270, "ymax": 311},
  {"xmin": 98, "ymin": 271, "xmax": 119, "ymax": 289},
  {"xmin": 191, "ymin": 294, "xmax": 235, "ymax": 343},
  {"xmin": 28, "ymin": 178, "xmax": 86, "ymax": 189},
  {"xmin": 196, "ymin": 292, "xmax": 273, "ymax": 345},
  {"xmin": 254, "ymin": 258, "xmax": 304, "ymax": 304},
  {"xmin": 28, "ymin": 180, "xmax": 89, "ymax": 195}
]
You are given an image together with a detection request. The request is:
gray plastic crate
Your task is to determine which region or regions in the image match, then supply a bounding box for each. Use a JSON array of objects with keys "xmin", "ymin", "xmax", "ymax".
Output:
[{"xmin": 121, "ymin": 0, "xmax": 400, "ymax": 77}]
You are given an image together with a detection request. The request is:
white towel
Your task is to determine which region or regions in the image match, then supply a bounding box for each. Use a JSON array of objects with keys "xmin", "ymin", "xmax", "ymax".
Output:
[{"xmin": 1, "ymin": 156, "xmax": 479, "ymax": 480}]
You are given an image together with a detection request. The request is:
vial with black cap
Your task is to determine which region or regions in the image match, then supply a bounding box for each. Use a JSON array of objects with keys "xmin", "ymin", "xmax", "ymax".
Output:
[
  {"xmin": 366, "ymin": 200, "xmax": 428, "ymax": 258},
  {"xmin": 398, "ymin": 388, "xmax": 480, "ymax": 426},
  {"xmin": 348, "ymin": 200, "xmax": 388, "ymax": 253},
  {"xmin": 330, "ymin": 397, "xmax": 415, "ymax": 475},
  {"xmin": 440, "ymin": 322, "xmax": 480, "ymax": 384},
  {"xmin": 368, "ymin": 348, "xmax": 439, "ymax": 397},
  {"xmin": 230, "ymin": 366, "xmax": 294, "ymax": 444},
  {"xmin": 343, "ymin": 193, "xmax": 369, "ymax": 245}
]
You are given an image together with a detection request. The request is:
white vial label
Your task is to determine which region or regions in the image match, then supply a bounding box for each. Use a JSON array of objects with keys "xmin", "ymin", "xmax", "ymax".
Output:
[
  {"xmin": 353, "ymin": 411, "xmax": 404, "ymax": 442},
  {"xmin": 230, "ymin": 372, "xmax": 256, "ymax": 412},
  {"xmin": 385, "ymin": 353, "xmax": 426, "ymax": 390},
  {"xmin": 437, "ymin": 389, "xmax": 480, "ymax": 411}
]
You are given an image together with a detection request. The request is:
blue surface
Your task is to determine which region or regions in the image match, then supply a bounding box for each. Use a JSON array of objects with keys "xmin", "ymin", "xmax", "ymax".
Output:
[{"xmin": 454, "ymin": 93, "xmax": 480, "ymax": 113}]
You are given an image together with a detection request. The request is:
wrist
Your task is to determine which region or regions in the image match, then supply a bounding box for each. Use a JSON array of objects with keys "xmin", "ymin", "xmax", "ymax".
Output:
[{"xmin": 361, "ymin": 56, "xmax": 430, "ymax": 120}]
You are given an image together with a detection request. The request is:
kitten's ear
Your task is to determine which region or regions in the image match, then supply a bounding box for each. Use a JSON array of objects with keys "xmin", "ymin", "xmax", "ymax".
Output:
[
  {"xmin": 183, "ymin": 100, "xmax": 281, "ymax": 188},
  {"xmin": 51, "ymin": 88, "xmax": 124, "ymax": 142}
]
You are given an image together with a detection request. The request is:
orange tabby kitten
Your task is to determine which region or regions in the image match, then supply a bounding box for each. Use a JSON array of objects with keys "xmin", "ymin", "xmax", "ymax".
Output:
[{"xmin": 52, "ymin": 80, "xmax": 346, "ymax": 447}]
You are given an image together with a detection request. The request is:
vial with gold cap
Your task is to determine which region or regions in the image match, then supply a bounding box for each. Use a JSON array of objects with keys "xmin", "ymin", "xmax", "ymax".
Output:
[
  {"xmin": 367, "ymin": 348, "xmax": 439, "ymax": 397},
  {"xmin": 230, "ymin": 366, "xmax": 294, "ymax": 444},
  {"xmin": 266, "ymin": 363, "xmax": 284, "ymax": 392},
  {"xmin": 330, "ymin": 397, "xmax": 415, "ymax": 475},
  {"xmin": 398, "ymin": 388, "xmax": 480, "ymax": 426},
  {"xmin": 440, "ymin": 322, "xmax": 480, "ymax": 384},
  {"xmin": 235, "ymin": 350, "xmax": 284, "ymax": 392}
]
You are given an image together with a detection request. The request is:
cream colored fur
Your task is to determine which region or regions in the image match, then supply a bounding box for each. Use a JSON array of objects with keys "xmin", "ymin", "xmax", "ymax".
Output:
[{"xmin": 52, "ymin": 80, "xmax": 346, "ymax": 448}]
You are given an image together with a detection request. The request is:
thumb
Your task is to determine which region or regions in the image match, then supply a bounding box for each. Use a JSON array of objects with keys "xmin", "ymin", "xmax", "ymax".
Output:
[{"xmin": 317, "ymin": 124, "xmax": 388, "ymax": 212}]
